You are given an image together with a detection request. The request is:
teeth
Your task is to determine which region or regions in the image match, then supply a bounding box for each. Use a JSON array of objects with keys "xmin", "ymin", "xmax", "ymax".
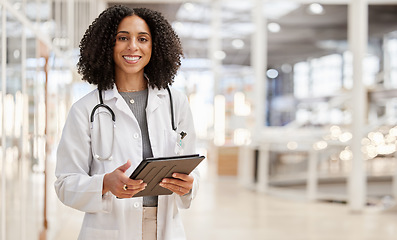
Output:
[{"xmin": 124, "ymin": 56, "xmax": 140, "ymax": 61}]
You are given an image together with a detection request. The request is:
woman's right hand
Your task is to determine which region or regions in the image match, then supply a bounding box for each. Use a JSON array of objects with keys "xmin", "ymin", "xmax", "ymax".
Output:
[{"xmin": 102, "ymin": 160, "xmax": 147, "ymax": 198}]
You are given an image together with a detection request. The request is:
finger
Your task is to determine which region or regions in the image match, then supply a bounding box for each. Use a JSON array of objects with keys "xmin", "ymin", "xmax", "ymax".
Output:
[
  {"xmin": 159, "ymin": 182, "xmax": 187, "ymax": 196},
  {"xmin": 118, "ymin": 186, "xmax": 146, "ymax": 198},
  {"xmin": 117, "ymin": 190, "xmax": 142, "ymax": 198},
  {"xmin": 117, "ymin": 160, "xmax": 131, "ymax": 173},
  {"xmin": 171, "ymin": 173, "xmax": 191, "ymax": 181},
  {"xmin": 161, "ymin": 178, "xmax": 192, "ymax": 190},
  {"xmin": 124, "ymin": 182, "xmax": 147, "ymax": 190},
  {"xmin": 126, "ymin": 179, "xmax": 145, "ymax": 185}
]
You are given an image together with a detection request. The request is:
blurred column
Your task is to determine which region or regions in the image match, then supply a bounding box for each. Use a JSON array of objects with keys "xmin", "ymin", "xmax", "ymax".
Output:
[
  {"xmin": 210, "ymin": 0, "xmax": 224, "ymax": 146},
  {"xmin": 393, "ymin": 151, "xmax": 397, "ymax": 198},
  {"xmin": 348, "ymin": 0, "xmax": 368, "ymax": 212},
  {"xmin": 257, "ymin": 144, "xmax": 269, "ymax": 192},
  {"xmin": 1, "ymin": 3, "xmax": 6, "ymax": 240},
  {"xmin": 210, "ymin": 0, "xmax": 222, "ymax": 95},
  {"xmin": 20, "ymin": 0, "xmax": 28, "ymax": 238},
  {"xmin": 307, "ymin": 150, "xmax": 318, "ymax": 201},
  {"xmin": 251, "ymin": 0, "xmax": 266, "ymax": 135},
  {"xmin": 252, "ymin": 0, "xmax": 268, "ymax": 192},
  {"xmin": 238, "ymin": 144, "xmax": 255, "ymax": 186},
  {"xmin": 68, "ymin": 0, "xmax": 74, "ymax": 51}
]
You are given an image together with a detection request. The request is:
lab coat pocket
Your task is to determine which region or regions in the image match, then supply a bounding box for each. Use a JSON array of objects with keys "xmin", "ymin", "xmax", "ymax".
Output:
[
  {"xmin": 164, "ymin": 129, "xmax": 178, "ymax": 155},
  {"xmin": 80, "ymin": 227, "xmax": 119, "ymax": 240}
]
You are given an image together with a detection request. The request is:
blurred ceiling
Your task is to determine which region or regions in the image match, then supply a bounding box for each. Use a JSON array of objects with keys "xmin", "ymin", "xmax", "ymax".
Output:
[{"xmin": 110, "ymin": 2, "xmax": 397, "ymax": 68}]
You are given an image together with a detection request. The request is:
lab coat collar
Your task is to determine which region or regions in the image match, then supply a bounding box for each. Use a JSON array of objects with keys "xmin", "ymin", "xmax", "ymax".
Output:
[
  {"xmin": 102, "ymin": 84, "xmax": 119, "ymax": 101},
  {"xmin": 101, "ymin": 84, "xmax": 168, "ymax": 101},
  {"xmin": 101, "ymin": 84, "xmax": 169, "ymax": 115},
  {"xmin": 104, "ymin": 85, "xmax": 133, "ymax": 119}
]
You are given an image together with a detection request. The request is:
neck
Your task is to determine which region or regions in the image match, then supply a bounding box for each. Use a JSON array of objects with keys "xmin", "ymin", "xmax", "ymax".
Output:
[
  {"xmin": 117, "ymin": 86, "xmax": 147, "ymax": 92},
  {"xmin": 115, "ymin": 73, "xmax": 147, "ymax": 92}
]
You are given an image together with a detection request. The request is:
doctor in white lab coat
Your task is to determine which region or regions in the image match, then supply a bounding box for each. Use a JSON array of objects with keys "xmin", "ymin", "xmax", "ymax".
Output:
[{"xmin": 54, "ymin": 5, "xmax": 199, "ymax": 240}]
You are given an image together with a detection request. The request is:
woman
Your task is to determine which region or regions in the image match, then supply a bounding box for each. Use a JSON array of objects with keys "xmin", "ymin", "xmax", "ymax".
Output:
[{"xmin": 54, "ymin": 5, "xmax": 199, "ymax": 240}]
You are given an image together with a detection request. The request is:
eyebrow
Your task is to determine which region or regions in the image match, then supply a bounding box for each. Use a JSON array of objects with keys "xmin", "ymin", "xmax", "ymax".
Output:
[{"xmin": 116, "ymin": 31, "xmax": 151, "ymax": 36}]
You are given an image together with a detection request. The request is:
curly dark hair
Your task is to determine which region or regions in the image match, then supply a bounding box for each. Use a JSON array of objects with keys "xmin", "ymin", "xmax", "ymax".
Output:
[{"xmin": 77, "ymin": 5, "xmax": 183, "ymax": 90}]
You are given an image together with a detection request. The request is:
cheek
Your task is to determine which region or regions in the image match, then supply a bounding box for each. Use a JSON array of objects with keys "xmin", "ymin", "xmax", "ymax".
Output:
[
  {"xmin": 113, "ymin": 44, "xmax": 126, "ymax": 64},
  {"xmin": 113, "ymin": 40, "xmax": 127, "ymax": 52},
  {"xmin": 113, "ymin": 43, "xmax": 122, "ymax": 54}
]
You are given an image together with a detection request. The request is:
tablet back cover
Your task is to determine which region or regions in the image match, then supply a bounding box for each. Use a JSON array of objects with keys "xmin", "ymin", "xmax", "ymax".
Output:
[{"xmin": 130, "ymin": 154, "xmax": 205, "ymax": 197}]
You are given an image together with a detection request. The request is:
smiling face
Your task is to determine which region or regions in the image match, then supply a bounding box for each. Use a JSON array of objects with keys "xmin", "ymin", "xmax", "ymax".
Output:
[{"xmin": 113, "ymin": 15, "xmax": 152, "ymax": 80}]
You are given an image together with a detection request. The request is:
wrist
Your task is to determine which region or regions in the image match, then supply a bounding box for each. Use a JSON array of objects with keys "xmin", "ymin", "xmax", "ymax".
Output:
[{"xmin": 102, "ymin": 173, "xmax": 109, "ymax": 195}]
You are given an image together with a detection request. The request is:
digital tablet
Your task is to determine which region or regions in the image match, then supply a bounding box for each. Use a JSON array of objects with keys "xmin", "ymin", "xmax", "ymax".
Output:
[{"xmin": 129, "ymin": 154, "xmax": 205, "ymax": 197}]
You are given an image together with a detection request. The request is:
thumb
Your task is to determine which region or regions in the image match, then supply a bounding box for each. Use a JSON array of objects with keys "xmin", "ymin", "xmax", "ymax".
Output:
[{"xmin": 117, "ymin": 159, "xmax": 131, "ymax": 173}]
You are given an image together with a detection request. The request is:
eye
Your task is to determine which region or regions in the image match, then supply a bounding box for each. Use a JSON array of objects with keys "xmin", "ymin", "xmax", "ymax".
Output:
[
  {"xmin": 118, "ymin": 36, "xmax": 128, "ymax": 41},
  {"xmin": 138, "ymin": 37, "xmax": 149, "ymax": 42}
]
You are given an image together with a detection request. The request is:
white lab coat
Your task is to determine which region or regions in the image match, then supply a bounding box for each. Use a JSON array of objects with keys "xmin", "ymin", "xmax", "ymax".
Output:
[{"xmin": 54, "ymin": 85, "xmax": 199, "ymax": 240}]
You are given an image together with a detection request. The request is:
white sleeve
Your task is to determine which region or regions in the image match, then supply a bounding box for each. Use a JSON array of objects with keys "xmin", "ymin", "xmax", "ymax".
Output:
[{"xmin": 54, "ymin": 103, "xmax": 113, "ymax": 213}]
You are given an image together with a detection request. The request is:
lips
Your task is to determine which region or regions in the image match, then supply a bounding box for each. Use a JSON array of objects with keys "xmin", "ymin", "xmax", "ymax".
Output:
[{"xmin": 123, "ymin": 55, "xmax": 141, "ymax": 63}]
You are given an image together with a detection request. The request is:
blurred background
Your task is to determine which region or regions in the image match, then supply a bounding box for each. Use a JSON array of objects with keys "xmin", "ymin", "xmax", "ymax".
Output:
[{"xmin": 2, "ymin": 0, "xmax": 397, "ymax": 239}]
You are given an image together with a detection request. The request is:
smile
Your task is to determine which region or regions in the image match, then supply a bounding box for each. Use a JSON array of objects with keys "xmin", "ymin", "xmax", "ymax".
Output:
[{"xmin": 123, "ymin": 56, "xmax": 141, "ymax": 62}]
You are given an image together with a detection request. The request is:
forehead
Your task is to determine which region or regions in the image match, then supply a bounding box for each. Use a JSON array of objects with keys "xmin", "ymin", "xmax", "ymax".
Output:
[{"xmin": 117, "ymin": 15, "xmax": 151, "ymax": 34}]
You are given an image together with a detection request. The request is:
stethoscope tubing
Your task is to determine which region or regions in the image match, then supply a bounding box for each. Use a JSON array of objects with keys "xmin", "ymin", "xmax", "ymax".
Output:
[
  {"xmin": 91, "ymin": 85, "xmax": 175, "ymax": 128},
  {"xmin": 89, "ymin": 86, "xmax": 177, "ymax": 161},
  {"xmin": 166, "ymin": 86, "xmax": 177, "ymax": 131}
]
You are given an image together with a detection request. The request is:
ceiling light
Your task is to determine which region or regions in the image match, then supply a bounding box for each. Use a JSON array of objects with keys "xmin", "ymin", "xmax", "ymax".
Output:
[
  {"xmin": 13, "ymin": 2, "xmax": 21, "ymax": 10},
  {"xmin": 339, "ymin": 148, "xmax": 352, "ymax": 161},
  {"xmin": 281, "ymin": 64, "xmax": 292, "ymax": 73},
  {"xmin": 231, "ymin": 39, "xmax": 245, "ymax": 49},
  {"xmin": 173, "ymin": 22, "xmax": 184, "ymax": 32},
  {"xmin": 184, "ymin": 3, "xmax": 195, "ymax": 11},
  {"xmin": 13, "ymin": 50, "xmax": 20, "ymax": 59},
  {"xmin": 213, "ymin": 50, "xmax": 226, "ymax": 60},
  {"xmin": 389, "ymin": 127, "xmax": 397, "ymax": 137},
  {"xmin": 330, "ymin": 125, "xmax": 342, "ymax": 139},
  {"xmin": 266, "ymin": 69, "xmax": 279, "ymax": 79},
  {"xmin": 308, "ymin": 3, "xmax": 324, "ymax": 15},
  {"xmin": 339, "ymin": 132, "xmax": 352, "ymax": 143},
  {"xmin": 287, "ymin": 141, "xmax": 298, "ymax": 150},
  {"xmin": 267, "ymin": 22, "xmax": 281, "ymax": 33},
  {"xmin": 313, "ymin": 141, "xmax": 327, "ymax": 150}
]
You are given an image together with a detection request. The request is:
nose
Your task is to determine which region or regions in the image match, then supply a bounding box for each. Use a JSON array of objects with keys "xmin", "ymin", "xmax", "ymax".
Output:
[{"xmin": 128, "ymin": 38, "xmax": 138, "ymax": 50}]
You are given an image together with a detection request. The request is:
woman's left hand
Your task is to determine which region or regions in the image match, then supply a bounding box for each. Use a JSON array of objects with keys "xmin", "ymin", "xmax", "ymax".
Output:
[{"xmin": 160, "ymin": 173, "xmax": 194, "ymax": 196}]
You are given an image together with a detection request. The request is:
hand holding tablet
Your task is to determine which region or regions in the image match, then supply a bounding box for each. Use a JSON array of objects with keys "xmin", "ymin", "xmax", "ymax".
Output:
[{"xmin": 129, "ymin": 154, "xmax": 205, "ymax": 197}]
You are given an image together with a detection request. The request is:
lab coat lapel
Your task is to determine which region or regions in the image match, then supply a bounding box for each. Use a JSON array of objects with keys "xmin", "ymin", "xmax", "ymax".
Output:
[
  {"xmin": 103, "ymin": 84, "xmax": 135, "ymax": 119},
  {"xmin": 146, "ymin": 87, "xmax": 167, "ymax": 158},
  {"xmin": 146, "ymin": 87, "xmax": 167, "ymax": 117}
]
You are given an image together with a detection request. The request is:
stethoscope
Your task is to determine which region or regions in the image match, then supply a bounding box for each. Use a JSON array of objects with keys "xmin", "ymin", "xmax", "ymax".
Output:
[{"xmin": 90, "ymin": 86, "xmax": 179, "ymax": 161}]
